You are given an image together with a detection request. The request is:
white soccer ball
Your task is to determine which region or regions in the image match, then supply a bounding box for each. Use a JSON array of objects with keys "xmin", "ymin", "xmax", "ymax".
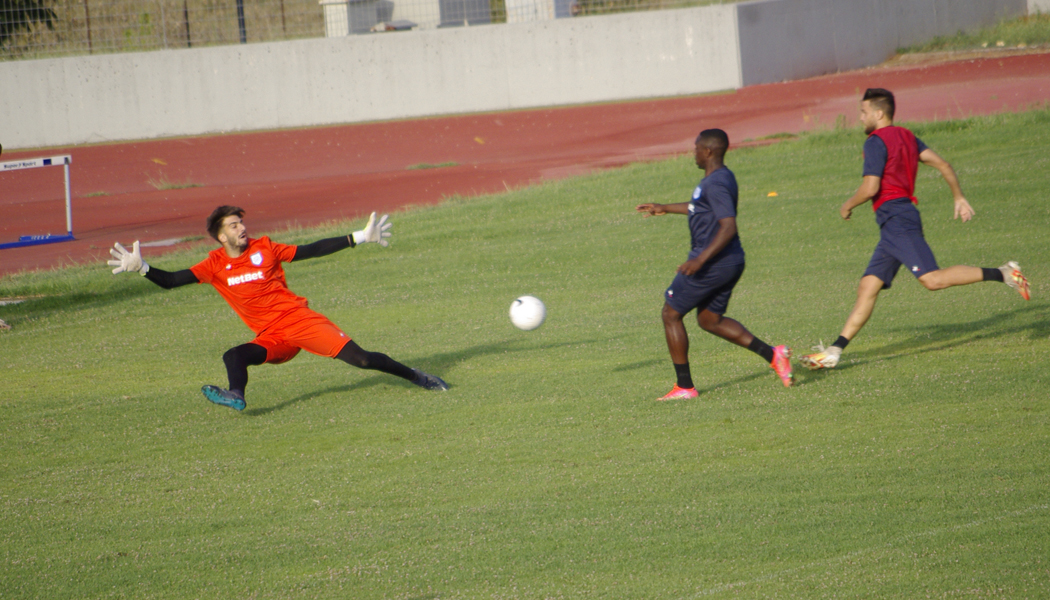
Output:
[{"xmin": 509, "ymin": 295, "xmax": 546, "ymax": 331}]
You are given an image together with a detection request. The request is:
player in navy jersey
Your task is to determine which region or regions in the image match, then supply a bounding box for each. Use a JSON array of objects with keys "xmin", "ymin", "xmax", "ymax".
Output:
[
  {"xmin": 801, "ymin": 88, "xmax": 1031, "ymax": 370},
  {"xmin": 637, "ymin": 129, "xmax": 793, "ymax": 400}
]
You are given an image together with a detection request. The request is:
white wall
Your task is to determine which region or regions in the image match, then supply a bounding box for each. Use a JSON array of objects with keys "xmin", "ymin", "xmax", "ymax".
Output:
[
  {"xmin": 736, "ymin": 0, "xmax": 1027, "ymax": 86},
  {"xmin": 1031, "ymin": 0, "xmax": 1050, "ymax": 13},
  {"xmin": 0, "ymin": 6, "xmax": 740, "ymax": 150},
  {"xmin": 0, "ymin": 0, "xmax": 1028, "ymax": 150}
]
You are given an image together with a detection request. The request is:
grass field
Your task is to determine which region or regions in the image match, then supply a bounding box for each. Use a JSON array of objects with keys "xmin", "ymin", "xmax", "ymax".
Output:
[
  {"xmin": 900, "ymin": 13, "xmax": 1050, "ymax": 53},
  {"xmin": 1, "ymin": 108, "xmax": 1048, "ymax": 599}
]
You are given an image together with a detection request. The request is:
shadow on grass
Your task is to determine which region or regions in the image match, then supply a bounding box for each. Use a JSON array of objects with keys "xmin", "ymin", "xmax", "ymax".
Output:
[
  {"xmin": 245, "ymin": 338, "xmax": 598, "ymax": 415},
  {"xmin": 612, "ymin": 358, "xmax": 663, "ymax": 373},
  {"xmin": 799, "ymin": 303, "xmax": 1048, "ymax": 381},
  {"xmin": 0, "ymin": 278, "xmax": 185, "ymax": 324}
]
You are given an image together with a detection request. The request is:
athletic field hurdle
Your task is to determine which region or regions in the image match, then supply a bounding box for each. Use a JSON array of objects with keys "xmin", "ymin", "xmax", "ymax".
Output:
[{"xmin": 0, "ymin": 154, "xmax": 75, "ymax": 250}]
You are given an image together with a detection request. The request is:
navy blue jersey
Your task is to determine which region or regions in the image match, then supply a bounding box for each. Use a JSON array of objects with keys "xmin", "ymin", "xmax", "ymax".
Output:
[{"xmin": 687, "ymin": 166, "xmax": 744, "ymax": 266}]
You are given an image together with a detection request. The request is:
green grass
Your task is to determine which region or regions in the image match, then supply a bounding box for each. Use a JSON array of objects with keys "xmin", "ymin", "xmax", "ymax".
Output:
[
  {"xmin": 2, "ymin": 108, "xmax": 1049, "ymax": 599},
  {"xmin": 146, "ymin": 172, "xmax": 203, "ymax": 190},
  {"xmin": 900, "ymin": 13, "xmax": 1050, "ymax": 53},
  {"xmin": 406, "ymin": 162, "xmax": 460, "ymax": 170}
]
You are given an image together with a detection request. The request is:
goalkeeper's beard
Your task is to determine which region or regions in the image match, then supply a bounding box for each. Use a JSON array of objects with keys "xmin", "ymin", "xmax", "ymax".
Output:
[{"xmin": 224, "ymin": 236, "xmax": 249, "ymax": 255}]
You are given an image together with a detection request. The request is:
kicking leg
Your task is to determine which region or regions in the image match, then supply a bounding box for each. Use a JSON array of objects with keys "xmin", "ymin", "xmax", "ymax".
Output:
[
  {"xmin": 697, "ymin": 309, "xmax": 793, "ymax": 387},
  {"xmin": 336, "ymin": 340, "xmax": 448, "ymax": 391},
  {"xmin": 920, "ymin": 263, "xmax": 1030, "ymax": 300},
  {"xmin": 918, "ymin": 265, "xmax": 983, "ymax": 290}
]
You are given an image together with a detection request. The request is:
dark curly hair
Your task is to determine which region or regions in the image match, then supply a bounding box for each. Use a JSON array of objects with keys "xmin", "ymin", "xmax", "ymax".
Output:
[{"xmin": 206, "ymin": 206, "xmax": 245, "ymax": 241}]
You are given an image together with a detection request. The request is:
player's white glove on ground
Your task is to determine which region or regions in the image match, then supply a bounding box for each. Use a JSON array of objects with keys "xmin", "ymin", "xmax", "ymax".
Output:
[
  {"xmin": 108, "ymin": 241, "xmax": 150, "ymax": 275},
  {"xmin": 352, "ymin": 212, "xmax": 392, "ymax": 247}
]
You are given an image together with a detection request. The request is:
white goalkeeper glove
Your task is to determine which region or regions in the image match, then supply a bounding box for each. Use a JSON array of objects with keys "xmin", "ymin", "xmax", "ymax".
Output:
[
  {"xmin": 108, "ymin": 241, "xmax": 150, "ymax": 275},
  {"xmin": 352, "ymin": 212, "xmax": 392, "ymax": 247}
]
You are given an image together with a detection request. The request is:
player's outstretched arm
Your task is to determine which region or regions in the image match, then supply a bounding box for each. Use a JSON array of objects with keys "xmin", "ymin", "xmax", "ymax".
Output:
[
  {"xmin": 919, "ymin": 148, "xmax": 974, "ymax": 222},
  {"xmin": 292, "ymin": 212, "xmax": 393, "ymax": 262},
  {"xmin": 636, "ymin": 202, "xmax": 690, "ymax": 216},
  {"xmin": 108, "ymin": 241, "xmax": 198, "ymax": 289}
]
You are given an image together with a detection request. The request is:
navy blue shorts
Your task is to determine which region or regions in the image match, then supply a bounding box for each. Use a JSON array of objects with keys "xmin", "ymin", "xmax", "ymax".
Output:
[
  {"xmin": 664, "ymin": 261, "xmax": 744, "ymax": 316},
  {"xmin": 864, "ymin": 201, "xmax": 939, "ymax": 289}
]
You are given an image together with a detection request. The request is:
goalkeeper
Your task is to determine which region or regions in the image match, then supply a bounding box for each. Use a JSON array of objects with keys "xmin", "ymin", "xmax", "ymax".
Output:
[{"xmin": 108, "ymin": 205, "xmax": 448, "ymax": 411}]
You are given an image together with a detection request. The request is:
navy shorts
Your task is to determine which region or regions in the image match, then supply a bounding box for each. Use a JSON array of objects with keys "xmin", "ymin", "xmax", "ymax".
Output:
[
  {"xmin": 664, "ymin": 261, "xmax": 744, "ymax": 316},
  {"xmin": 864, "ymin": 201, "xmax": 939, "ymax": 289}
]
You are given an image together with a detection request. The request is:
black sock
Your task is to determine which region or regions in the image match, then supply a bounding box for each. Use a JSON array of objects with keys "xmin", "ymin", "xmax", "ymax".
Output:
[
  {"xmin": 223, "ymin": 343, "xmax": 267, "ymax": 397},
  {"xmin": 832, "ymin": 336, "xmax": 850, "ymax": 350},
  {"xmin": 336, "ymin": 341, "xmax": 417, "ymax": 381},
  {"xmin": 982, "ymin": 267, "xmax": 1004, "ymax": 283},
  {"xmin": 747, "ymin": 338, "xmax": 775, "ymax": 363},
  {"xmin": 674, "ymin": 363, "xmax": 694, "ymax": 389}
]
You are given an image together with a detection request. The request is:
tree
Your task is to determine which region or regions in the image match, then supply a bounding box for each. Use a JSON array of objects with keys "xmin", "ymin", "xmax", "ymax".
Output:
[{"xmin": 1, "ymin": 0, "xmax": 57, "ymax": 46}]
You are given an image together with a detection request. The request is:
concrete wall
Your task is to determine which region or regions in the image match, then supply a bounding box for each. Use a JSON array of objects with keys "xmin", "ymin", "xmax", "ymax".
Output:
[
  {"xmin": 1031, "ymin": 0, "xmax": 1050, "ymax": 13},
  {"xmin": 737, "ymin": 0, "xmax": 1027, "ymax": 86},
  {"xmin": 0, "ymin": 6, "xmax": 740, "ymax": 150},
  {"xmin": 0, "ymin": 0, "xmax": 1029, "ymax": 150}
]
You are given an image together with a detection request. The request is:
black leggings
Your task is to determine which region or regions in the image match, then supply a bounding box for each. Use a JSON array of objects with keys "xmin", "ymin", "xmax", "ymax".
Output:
[{"xmin": 222, "ymin": 340, "xmax": 415, "ymax": 395}]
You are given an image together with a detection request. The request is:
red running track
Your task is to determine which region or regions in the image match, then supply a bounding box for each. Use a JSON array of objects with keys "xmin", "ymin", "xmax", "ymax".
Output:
[{"xmin": 2, "ymin": 52, "xmax": 1049, "ymax": 276}]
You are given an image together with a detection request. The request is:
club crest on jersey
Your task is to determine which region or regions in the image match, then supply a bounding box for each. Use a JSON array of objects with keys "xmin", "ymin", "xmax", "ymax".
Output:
[
  {"xmin": 250, "ymin": 252, "xmax": 263, "ymax": 266},
  {"xmin": 911, "ymin": 265, "xmax": 920, "ymax": 272}
]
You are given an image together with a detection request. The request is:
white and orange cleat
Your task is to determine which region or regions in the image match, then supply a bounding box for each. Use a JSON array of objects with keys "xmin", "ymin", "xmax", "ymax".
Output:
[
  {"xmin": 800, "ymin": 343, "xmax": 841, "ymax": 371},
  {"xmin": 1000, "ymin": 261, "xmax": 1030, "ymax": 301},
  {"xmin": 658, "ymin": 385, "xmax": 699, "ymax": 401},
  {"xmin": 770, "ymin": 345, "xmax": 794, "ymax": 387}
]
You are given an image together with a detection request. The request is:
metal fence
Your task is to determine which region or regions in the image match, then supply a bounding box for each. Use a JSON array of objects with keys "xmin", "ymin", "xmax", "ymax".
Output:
[{"xmin": 1, "ymin": 0, "xmax": 734, "ymax": 60}]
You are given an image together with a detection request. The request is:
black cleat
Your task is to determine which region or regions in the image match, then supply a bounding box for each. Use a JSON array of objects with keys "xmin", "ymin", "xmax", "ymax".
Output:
[{"xmin": 411, "ymin": 368, "xmax": 449, "ymax": 391}]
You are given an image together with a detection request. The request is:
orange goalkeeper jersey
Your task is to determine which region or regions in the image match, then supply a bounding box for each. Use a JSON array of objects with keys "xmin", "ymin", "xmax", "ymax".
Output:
[{"xmin": 190, "ymin": 237, "xmax": 308, "ymax": 334}]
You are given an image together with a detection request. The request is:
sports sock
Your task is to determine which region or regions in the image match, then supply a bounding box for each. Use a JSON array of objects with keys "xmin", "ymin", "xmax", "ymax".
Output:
[
  {"xmin": 747, "ymin": 338, "xmax": 775, "ymax": 363},
  {"xmin": 337, "ymin": 341, "xmax": 416, "ymax": 381},
  {"xmin": 982, "ymin": 268, "xmax": 1005, "ymax": 283},
  {"xmin": 831, "ymin": 336, "xmax": 850, "ymax": 350},
  {"xmin": 673, "ymin": 363, "xmax": 694, "ymax": 390},
  {"xmin": 223, "ymin": 343, "xmax": 267, "ymax": 396}
]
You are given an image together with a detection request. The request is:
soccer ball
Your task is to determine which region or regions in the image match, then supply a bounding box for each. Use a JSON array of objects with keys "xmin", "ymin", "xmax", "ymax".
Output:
[{"xmin": 509, "ymin": 295, "xmax": 546, "ymax": 331}]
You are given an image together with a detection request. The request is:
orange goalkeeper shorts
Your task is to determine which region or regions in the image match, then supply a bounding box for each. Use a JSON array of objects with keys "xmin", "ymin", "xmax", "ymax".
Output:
[{"xmin": 250, "ymin": 307, "xmax": 351, "ymax": 364}]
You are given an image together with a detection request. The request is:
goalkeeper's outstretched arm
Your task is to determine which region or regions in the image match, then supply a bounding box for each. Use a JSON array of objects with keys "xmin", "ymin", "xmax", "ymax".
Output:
[
  {"xmin": 291, "ymin": 212, "xmax": 392, "ymax": 262},
  {"xmin": 108, "ymin": 241, "xmax": 198, "ymax": 289},
  {"xmin": 145, "ymin": 267, "xmax": 199, "ymax": 289},
  {"xmin": 292, "ymin": 236, "xmax": 352, "ymax": 262}
]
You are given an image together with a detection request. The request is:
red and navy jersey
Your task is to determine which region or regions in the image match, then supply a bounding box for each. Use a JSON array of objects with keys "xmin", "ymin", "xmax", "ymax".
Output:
[
  {"xmin": 863, "ymin": 126, "xmax": 929, "ymax": 212},
  {"xmin": 190, "ymin": 237, "xmax": 307, "ymax": 334}
]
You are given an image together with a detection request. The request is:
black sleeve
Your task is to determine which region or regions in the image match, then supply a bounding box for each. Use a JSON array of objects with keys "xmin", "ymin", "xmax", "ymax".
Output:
[
  {"xmin": 291, "ymin": 235, "xmax": 353, "ymax": 262},
  {"xmin": 145, "ymin": 266, "xmax": 199, "ymax": 289}
]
